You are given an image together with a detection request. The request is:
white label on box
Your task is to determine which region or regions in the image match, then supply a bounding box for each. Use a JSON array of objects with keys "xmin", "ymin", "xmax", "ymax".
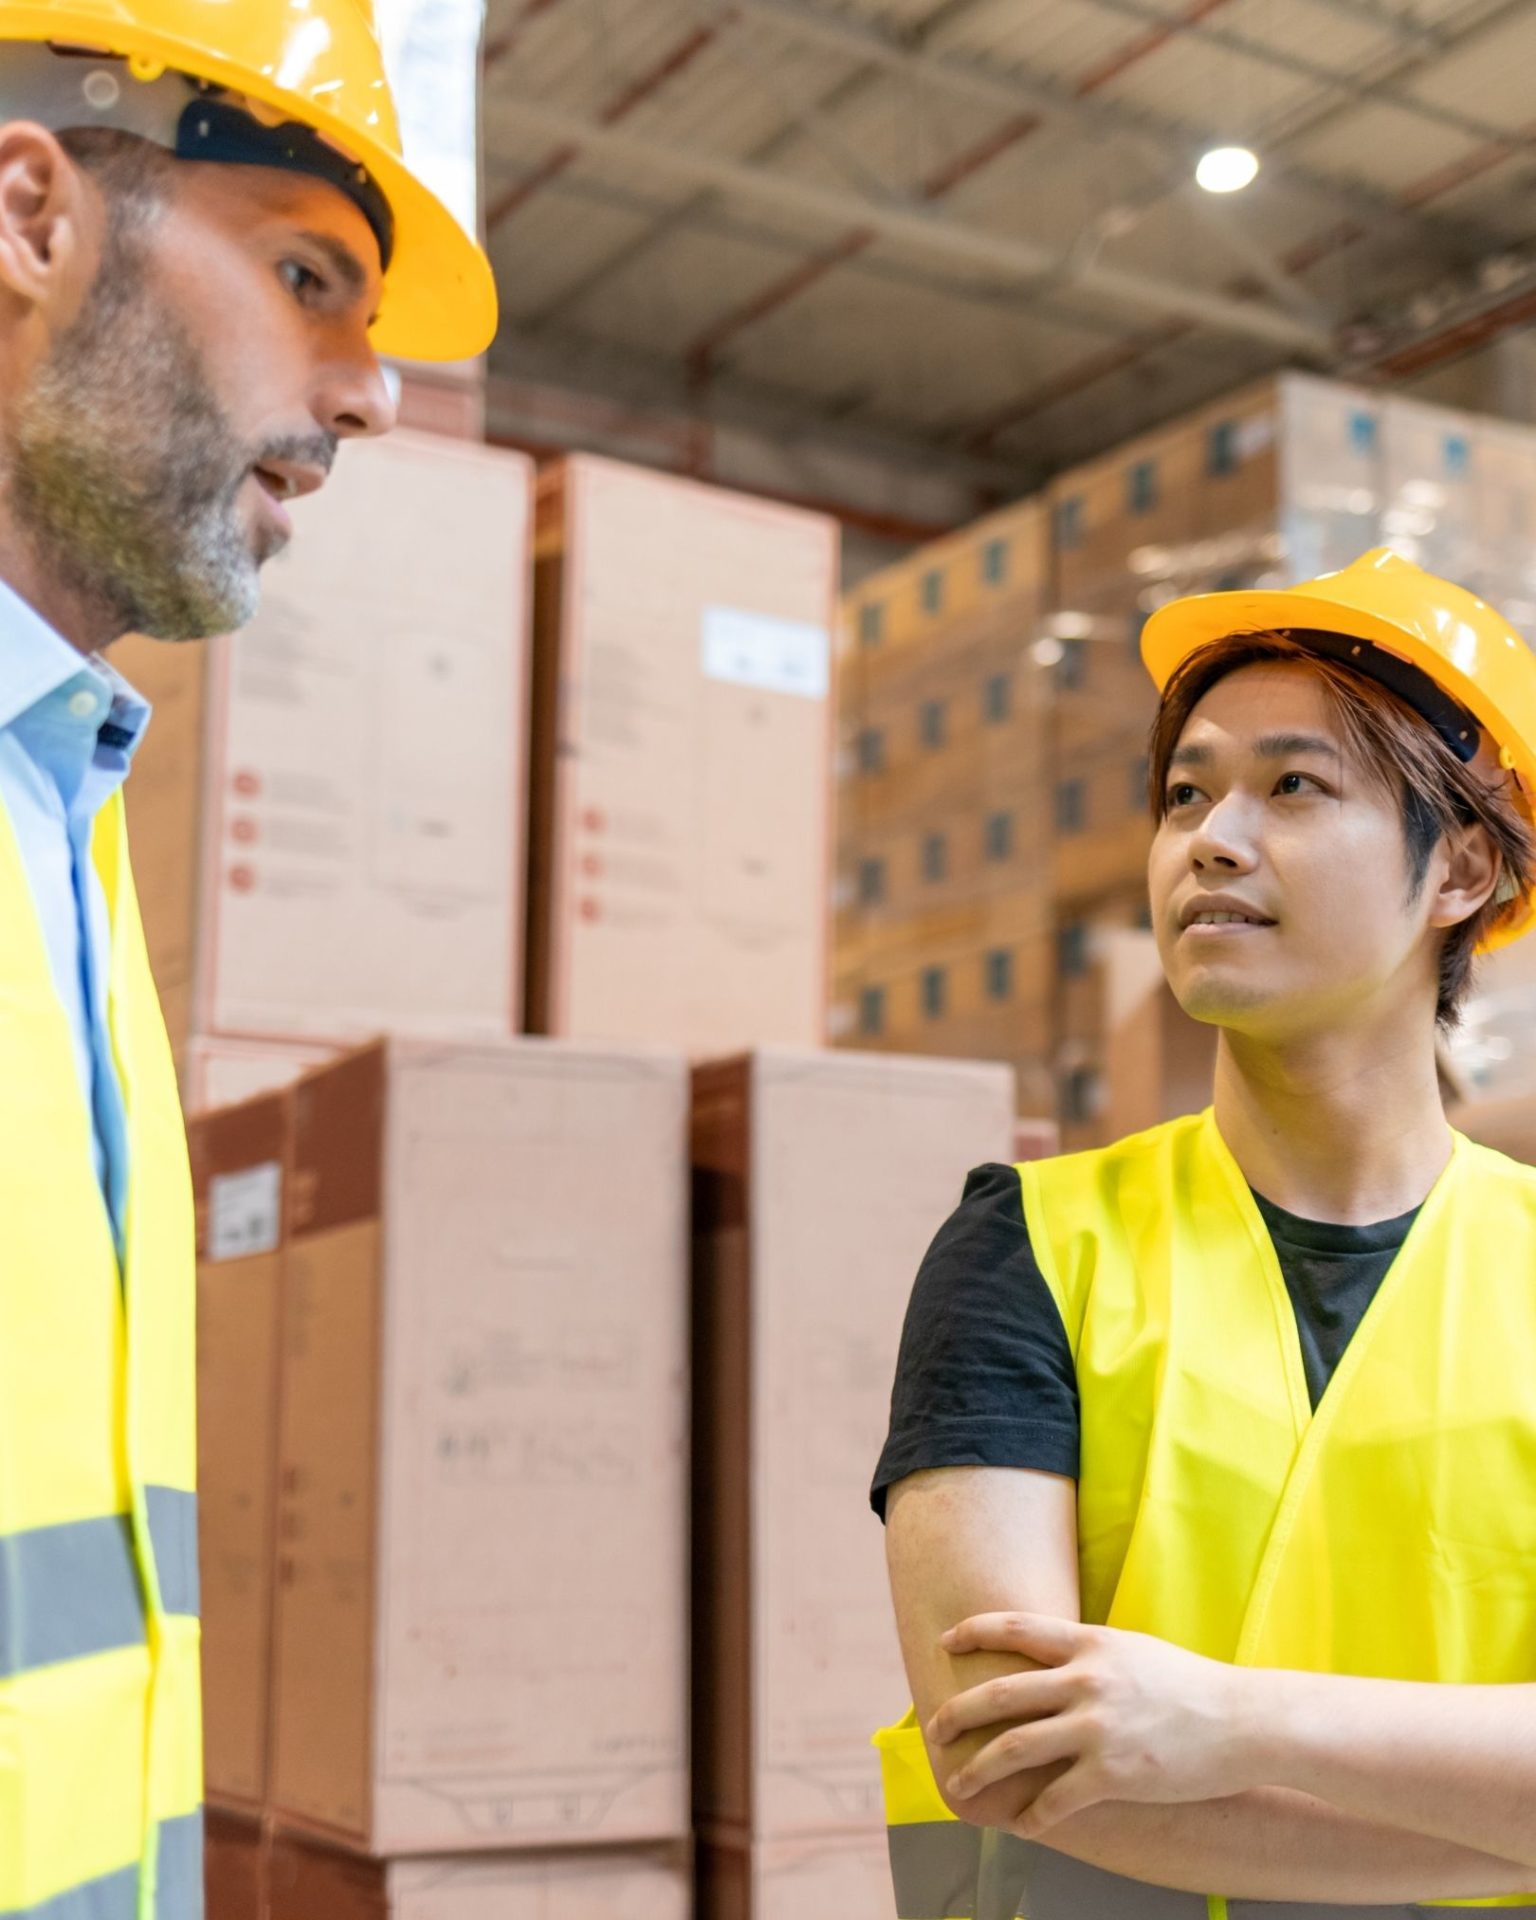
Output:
[
  {"xmin": 1236, "ymin": 414, "xmax": 1276, "ymax": 459},
  {"xmin": 701, "ymin": 606, "xmax": 830, "ymax": 700},
  {"xmin": 208, "ymin": 1162, "xmax": 283, "ymax": 1261}
]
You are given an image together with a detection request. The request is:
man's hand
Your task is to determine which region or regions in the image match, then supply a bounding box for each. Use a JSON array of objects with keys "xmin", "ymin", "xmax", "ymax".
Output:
[{"xmin": 928, "ymin": 1612, "xmax": 1252, "ymax": 1836}]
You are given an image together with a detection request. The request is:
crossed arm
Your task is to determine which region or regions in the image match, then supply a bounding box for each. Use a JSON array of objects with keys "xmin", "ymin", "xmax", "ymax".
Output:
[{"xmin": 885, "ymin": 1466, "xmax": 1536, "ymax": 1902}]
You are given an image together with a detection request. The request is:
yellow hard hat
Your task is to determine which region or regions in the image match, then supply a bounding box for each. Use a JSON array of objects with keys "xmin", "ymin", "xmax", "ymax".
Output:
[
  {"xmin": 0, "ymin": 1, "xmax": 498, "ymax": 362},
  {"xmin": 1141, "ymin": 547, "xmax": 1536, "ymax": 949}
]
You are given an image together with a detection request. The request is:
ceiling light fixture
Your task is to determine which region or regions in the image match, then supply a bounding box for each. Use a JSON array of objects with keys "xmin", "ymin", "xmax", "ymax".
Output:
[{"xmin": 1195, "ymin": 145, "xmax": 1260, "ymax": 194}]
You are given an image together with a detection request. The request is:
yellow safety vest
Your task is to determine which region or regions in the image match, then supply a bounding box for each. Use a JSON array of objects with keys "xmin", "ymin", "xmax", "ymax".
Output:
[
  {"xmin": 0, "ymin": 787, "xmax": 202, "ymax": 1920},
  {"xmin": 877, "ymin": 1109, "xmax": 1536, "ymax": 1920}
]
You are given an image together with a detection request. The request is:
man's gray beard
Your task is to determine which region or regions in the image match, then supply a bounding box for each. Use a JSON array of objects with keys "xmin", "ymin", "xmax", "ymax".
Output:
[{"xmin": 6, "ymin": 218, "xmax": 269, "ymax": 644}]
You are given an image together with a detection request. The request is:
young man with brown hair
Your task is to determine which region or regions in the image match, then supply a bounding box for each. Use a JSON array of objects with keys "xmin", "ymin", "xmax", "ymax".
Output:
[{"xmin": 874, "ymin": 549, "xmax": 1536, "ymax": 1918}]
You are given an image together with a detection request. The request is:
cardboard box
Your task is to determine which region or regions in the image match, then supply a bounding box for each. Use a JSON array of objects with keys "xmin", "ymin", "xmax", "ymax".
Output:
[
  {"xmin": 112, "ymin": 427, "xmax": 533, "ymax": 1067},
  {"xmin": 266, "ymin": 1835, "xmax": 692, "ymax": 1920},
  {"xmin": 205, "ymin": 1809, "xmax": 265, "ymax": 1920},
  {"xmin": 269, "ymin": 1039, "xmax": 690, "ymax": 1855},
  {"xmin": 691, "ymin": 1049, "xmax": 1015, "ymax": 1841},
  {"xmin": 697, "ymin": 1828, "xmax": 892, "ymax": 1920},
  {"xmin": 191, "ymin": 1091, "xmax": 292, "ymax": 1810},
  {"xmin": 527, "ymin": 456, "xmax": 838, "ymax": 1055},
  {"xmin": 185, "ymin": 1036, "xmax": 340, "ymax": 1114}
]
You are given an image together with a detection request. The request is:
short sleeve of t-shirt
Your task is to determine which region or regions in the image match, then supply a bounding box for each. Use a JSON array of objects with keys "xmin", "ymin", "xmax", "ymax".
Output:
[{"xmin": 870, "ymin": 1162, "xmax": 1079, "ymax": 1519}]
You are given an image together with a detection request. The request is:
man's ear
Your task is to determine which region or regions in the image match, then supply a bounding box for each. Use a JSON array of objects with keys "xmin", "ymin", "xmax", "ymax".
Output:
[
  {"xmin": 0, "ymin": 123, "xmax": 92, "ymax": 313},
  {"xmin": 1428, "ymin": 821, "xmax": 1502, "ymax": 932}
]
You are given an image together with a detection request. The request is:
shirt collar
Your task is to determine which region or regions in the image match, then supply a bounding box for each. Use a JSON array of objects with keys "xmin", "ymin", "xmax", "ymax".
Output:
[{"xmin": 0, "ymin": 577, "xmax": 150, "ymax": 752}]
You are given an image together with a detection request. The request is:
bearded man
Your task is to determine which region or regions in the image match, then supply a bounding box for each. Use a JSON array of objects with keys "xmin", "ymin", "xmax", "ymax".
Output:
[{"xmin": 0, "ymin": 14, "xmax": 495, "ymax": 1917}]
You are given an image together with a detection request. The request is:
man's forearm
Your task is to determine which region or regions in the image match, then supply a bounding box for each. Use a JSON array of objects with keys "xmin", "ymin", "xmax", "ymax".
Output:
[
  {"xmin": 1037, "ymin": 1790, "xmax": 1535, "ymax": 1902},
  {"xmin": 1242, "ymin": 1667, "xmax": 1536, "ymax": 1869}
]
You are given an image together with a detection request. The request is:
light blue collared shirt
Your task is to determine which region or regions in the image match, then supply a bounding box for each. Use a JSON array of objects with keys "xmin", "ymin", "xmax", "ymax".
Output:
[{"xmin": 0, "ymin": 580, "xmax": 150, "ymax": 1255}]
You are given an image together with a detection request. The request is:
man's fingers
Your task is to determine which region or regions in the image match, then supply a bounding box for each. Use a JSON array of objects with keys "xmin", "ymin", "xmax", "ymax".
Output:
[
  {"xmin": 945, "ymin": 1712, "xmax": 1082, "ymax": 1800},
  {"xmin": 941, "ymin": 1611, "xmax": 1085, "ymax": 1664},
  {"xmin": 926, "ymin": 1665, "xmax": 1075, "ymax": 1747},
  {"xmin": 1016, "ymin": 1767, "xmax": 1103, "ymax": 1836}
]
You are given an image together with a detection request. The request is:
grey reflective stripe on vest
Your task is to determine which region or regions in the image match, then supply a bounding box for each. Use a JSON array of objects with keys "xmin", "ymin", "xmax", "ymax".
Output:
[
  {"xmin": 0, "ymin": 1863, "xmax": 138, "ymax": 1920},
  {"xmin": 1019, "ymin": 1851, "xmax": 1208, "ymax": 1918},
  {"xmin": 0, "ymin": 1489, "xmax": 198, "ymax": 1683},
  {"xmin": 144, "ymin": 1488, "xmax": 199, "ymax": 1618},
  {"xmin": 0, "ymin": 1514, "xmax": 144, "ymax": 1679},
  {"xmin": 890, "ymin": 1822, "xmax": 987, "ymax": 1917},
  {"xmin": 887, "ymin": 1827, "xmax": 1536, "ymax": 1920},
  {"xmin": 155, "ymin": 1811, "xmax": 204, "ymax": 1920}
]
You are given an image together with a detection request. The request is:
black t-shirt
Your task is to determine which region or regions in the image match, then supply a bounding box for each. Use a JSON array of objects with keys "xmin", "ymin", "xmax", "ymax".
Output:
[{"xmin": 870, "ymin": 1161, "xmax": 1422, "ymax": 1519}]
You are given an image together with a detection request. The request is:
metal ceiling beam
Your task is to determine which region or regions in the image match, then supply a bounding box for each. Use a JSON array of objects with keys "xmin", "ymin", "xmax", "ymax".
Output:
[
  {"xmin": 1078, "ymin": 0, "xmax": 1536, "ymax": 151},
  {"xmin": 485, "ymin": 158, "xmax": 1135, "ymax": 339},
  {"xmin": 485, "ymin": 17, "xmax": 726, "ymax": 230},
  {"xmin": 509, "ymin": 0, "xmax": 992, "ymax": 333},
  {"xmin": 697, "ymin": 0, "xmax": 1483, "ymax": 246},
  {"xmin": 496, "ymin": 95, "xmax": 1333, "ymax": 350},
  {"xmin": 680, "ymin": 0, "xmax": 1265, "ymax": 377},
  {"xmin": 488, "ymin": 319, "xmax": 1039, "ymax": 490},
  {"xmin": 1292, "ymin": 0, "xmax": 1466, "ymax": 51}
]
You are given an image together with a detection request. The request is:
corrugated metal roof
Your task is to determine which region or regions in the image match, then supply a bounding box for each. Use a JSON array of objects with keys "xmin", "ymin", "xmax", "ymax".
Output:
[{"xmin": 481, "ymin": 0, "xmax": 1536, "ymax": 490}]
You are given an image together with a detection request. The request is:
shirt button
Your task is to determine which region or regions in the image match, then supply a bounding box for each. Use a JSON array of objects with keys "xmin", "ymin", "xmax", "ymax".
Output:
[{"xmin": 68, "ymin": 689, "xmax": 100, "ymax": 720}]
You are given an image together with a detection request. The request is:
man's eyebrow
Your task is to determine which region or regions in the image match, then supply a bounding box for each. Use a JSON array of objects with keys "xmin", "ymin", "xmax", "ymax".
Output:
[
  {"xmin": 1253, "ymin": 731, "xmax": 1341, "ymax": 761},
  {"xmin": 295, "ymin": 230, "xmax": 370, "ymax": 299},
  {"xmin": 1168, "ymin": 732, "xmax": 1340, "ymax": 771}
]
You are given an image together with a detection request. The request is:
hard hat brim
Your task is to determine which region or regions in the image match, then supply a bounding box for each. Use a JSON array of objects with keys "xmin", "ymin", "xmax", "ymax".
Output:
[{"xmin": 0, "ymin": 12, "xmax": 498, "ymax": 362}]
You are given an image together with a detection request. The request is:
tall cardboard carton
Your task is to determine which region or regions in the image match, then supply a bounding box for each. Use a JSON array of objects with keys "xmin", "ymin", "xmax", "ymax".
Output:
[
  {"xmin": 266, "ymin": 1835, "xmax": 693, "ymax": 1920},
  {"xmin": 697, "ymin": 1827, "xmax": 892, "ymax": 1920},
  {"xmin": 268, "ymin": 1039, "xmax": 690, "ymax": 1855},
  {"xmin": 527, "ymin": 456, "xmax": 838, "ymax": 1056},
  {"xmin": 691, "ymin": 1049, "xmax": 1015, "ymax": 1842},
  {"xmin": 191, "ymin": 1089, "xmax": 292, "ymax": 1809},
  {"xmin": 112, "ymin": 428, "xmax": 533, "ymax": 1070}
]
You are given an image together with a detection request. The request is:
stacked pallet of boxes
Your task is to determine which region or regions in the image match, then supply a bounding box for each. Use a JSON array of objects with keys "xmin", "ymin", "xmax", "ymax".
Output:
[
  {"xmin": 1043, "ymin": 380, "xmax": 1280, "ymax": 1143},
  {"xmin": 833, "ymin": 500, "xmax": 1055, "ymax": 1114},
  {"xmin": 691, "ymin": 1048, "xmax": 1016, "ymax": 1917},
  {"xmin": 184, "ymin": 452, "xmax": 852, "ymax": 1916},
  {"xmin": 192, "ymin": 1037, "xmax": 695, "ymax": 1918},
  {"xmin": 115, "ymin": 424, "xmax": 535, "ymax": 1111}
]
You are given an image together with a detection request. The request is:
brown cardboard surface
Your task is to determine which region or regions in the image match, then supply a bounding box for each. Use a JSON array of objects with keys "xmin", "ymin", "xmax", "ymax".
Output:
[
  {"xmin": 191, "ymin": 1093, "xmax": 292, "ymax": 1809},
  {"xmin": 205, "ymin": 1809, "xmax": 264, "ymax": 1920},
  {"xmin": 184, "ymin": 1036, "xmax": 340, "ymax": 1114},
  {"xmin": 697, "ymin": 1826, "xmax": 892, "ymax": 1920},
  {"xmin": 531, "ymin": 456, "xmax": 838, "ymax": 1056},
  {"xmin": 267, "ymin": 1836, "xmax": 693, "ymax": 1920},
  {"xmin": 692, "ymin": 1049, "xmax": 1014, "ymax": 1841},
  {"xmin": 270, "ymin": 1038, "xmax": 691, "ymax": 1856},
  {"xmin": 117, "ymin": 429, "xmax": 532, "ymax": 1066}
]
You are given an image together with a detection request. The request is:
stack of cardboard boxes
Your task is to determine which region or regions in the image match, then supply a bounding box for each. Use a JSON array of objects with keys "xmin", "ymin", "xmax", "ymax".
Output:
[
  {"xmin": 691, "ymin": 1049, "xmax": 1015, "ymax": 1916},
  {"xmin": 115, "ymin": 426, "xmax": 535, "ymax": 1111},
  {"xmin": 193, "ymin": 1037, "xmax": 695, "ymax": 1916},
  {"xmin": 835, "ymin": 372, "xmax": 1536, "ymax": 1146},
  {"xmin": 123, "ymin": 444, "xmax": 840, "ymax": 1111},
  {"xmin": 834, "ymin": 499, "xmax": 1055, "ymax": 1115}
]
